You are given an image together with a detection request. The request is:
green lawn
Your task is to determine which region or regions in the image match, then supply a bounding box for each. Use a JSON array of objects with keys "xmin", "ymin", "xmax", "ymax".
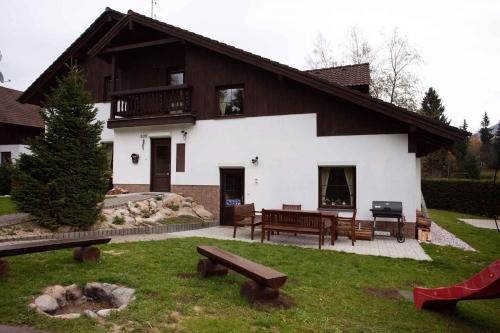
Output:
[
  {"xmin": 0, "ymin": 210, "xmax": 499, "ymax": 332},
  {"xmin": 0, "ymin": 196, "xmax": 17, "ymax": 216}
]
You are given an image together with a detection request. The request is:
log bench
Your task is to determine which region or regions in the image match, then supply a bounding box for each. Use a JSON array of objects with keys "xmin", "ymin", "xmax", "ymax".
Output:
[
  {"xmin": 197, "ymin": 245, "xmax": 287, "ymax": 302},
  {"xmin": 0, "ymin": 237, "xmax": 111, "ymax": 277}
]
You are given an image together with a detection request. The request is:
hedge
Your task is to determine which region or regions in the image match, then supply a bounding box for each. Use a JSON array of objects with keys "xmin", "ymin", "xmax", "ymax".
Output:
[{"xmin": 422, "ymin": 179, "xmax": 499, "ymax": 217}]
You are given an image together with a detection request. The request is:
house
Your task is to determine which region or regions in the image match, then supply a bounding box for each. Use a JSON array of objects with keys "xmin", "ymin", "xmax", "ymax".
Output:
[
  {"xmin": 0, "ymin": 86, "xmax": 43, "ymax": 166},
  {"xmin": 18, "ymin": 8, "xmax": 466, "ymax": 234}
]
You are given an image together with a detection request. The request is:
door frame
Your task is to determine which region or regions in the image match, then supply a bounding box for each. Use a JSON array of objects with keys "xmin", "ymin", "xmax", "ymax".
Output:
[
  {"xmin": 150, "ymin": 138, "xmax": 172, "ymax": 192},
  {"xmin": 219, "ymin": 168, "xmax": 245, "ymax": 225}
]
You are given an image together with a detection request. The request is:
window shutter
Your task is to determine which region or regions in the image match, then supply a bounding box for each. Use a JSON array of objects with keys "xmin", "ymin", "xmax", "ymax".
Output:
[{"xmin": 176, "ymin": 143, "xmax": 185, "ymax": 172}]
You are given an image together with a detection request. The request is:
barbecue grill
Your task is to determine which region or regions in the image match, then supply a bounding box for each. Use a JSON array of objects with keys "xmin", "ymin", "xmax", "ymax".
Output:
[{"xmin": 370, "ymin": 201, "xmax": 405, "ymax": 243}]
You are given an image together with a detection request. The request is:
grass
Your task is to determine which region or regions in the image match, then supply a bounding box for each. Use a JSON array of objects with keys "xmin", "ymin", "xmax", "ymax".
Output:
[
  {"xmin": 0, "ymin": 196, "xmax": 18, "ymax": 216},
  {"xmin": 0, "ymin": 209, "xmax": 499, "ymax": 332}
]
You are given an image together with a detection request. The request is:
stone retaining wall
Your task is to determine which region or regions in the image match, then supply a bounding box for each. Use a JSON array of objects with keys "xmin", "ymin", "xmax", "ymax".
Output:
[{"xmin": 0, "ymin": 220, "xmax": 219, "ymax": 243}]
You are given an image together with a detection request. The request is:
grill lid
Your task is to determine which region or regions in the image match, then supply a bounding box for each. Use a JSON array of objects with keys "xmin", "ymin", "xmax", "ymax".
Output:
[{"xmin": 371, "ymin": 201, "xmax": 403, "ymax": 216}]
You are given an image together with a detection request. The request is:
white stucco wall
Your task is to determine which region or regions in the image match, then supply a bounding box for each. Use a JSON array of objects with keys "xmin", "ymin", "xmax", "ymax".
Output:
[
  {"xmin": 94, "ymin": 103, "xmax": 114, "ymax": 143},
  {"xmin": 0, "ymin": 144, "xmax": 30, "ymax": 163},
  {"xmin": 415, "ymin": 157, "xmax": 422, "ymax": 211},
  {"xmin": 111, "ymin": 113, "xmax": 417, "ymax": 222}
]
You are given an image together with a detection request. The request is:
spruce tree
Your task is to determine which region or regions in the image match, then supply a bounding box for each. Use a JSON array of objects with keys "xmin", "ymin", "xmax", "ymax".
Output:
[
  {"xmin": 419, "ymin": 87, "xmax": 451, "ymax": 177},
  {"xmin": 479, "ymin": 112, "xmax": 493, "ymax": 145},
  {"xmin": 418, "ymin": 87, "xmax": 450, "ymax": 124},
  {"xmin": 12, "ymin": 64, "xmax": 109, "ymax": 229}
]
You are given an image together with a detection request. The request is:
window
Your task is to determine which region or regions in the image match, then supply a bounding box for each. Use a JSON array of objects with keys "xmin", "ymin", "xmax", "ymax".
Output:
[
  {"xmin": 1, "ymin": 152, "xmax": 12, "ymax": 166},
  {"xmin": 217, "ymin": 86, "xmax": 244, "ymax": 116},
  {"xmin": 168, "ymin": 69, "xmax": 184, "ymax": 86},
  {"xmin": 319, "ymin": 166, "xmax": 355, "ymax": 208}
]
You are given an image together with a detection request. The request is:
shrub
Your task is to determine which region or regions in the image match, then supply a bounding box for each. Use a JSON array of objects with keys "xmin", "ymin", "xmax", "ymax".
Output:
[
  {"xmin": 422, "ymin": 179, "xmax": 499, "ymax": 217},
  {"xmin": 112, "ymin": 216, "xmax": 125, "ymax": 225},
  {"xmin": 170, "ymin": 204, "xmax": 179, "ymax": 211},
  {"xmin": 0, "ymin": 165, "xmax": 12, "ymax": 195},
  {"xmin": 11, "ymin": 65, "xmax": 109, "ymax": 230}
]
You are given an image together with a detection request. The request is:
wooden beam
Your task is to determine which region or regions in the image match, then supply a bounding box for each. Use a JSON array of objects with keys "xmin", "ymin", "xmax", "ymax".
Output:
[{"xmin": 102, "ymin": 38, "xmax": 179, "ymax": 54}]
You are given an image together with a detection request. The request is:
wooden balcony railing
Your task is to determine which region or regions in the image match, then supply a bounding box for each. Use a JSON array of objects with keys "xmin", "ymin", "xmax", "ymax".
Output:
[{"xmin": 110, "ymin": 85, "xmax": 192, "ymax": 119}]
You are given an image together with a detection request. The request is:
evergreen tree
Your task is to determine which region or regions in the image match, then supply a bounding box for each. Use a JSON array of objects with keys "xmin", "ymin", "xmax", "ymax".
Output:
[
  {"xmin": 12, "ymin": 64, "xmax": 109, "ymax": 229},
  {"xmin": 479, "ymin": 112, "xmax": 493, "ymax": 145},
  {"xmin": 493, "ymin": 122, "xmax": 500, "ymax": 184},
  {"xmin": 419, "ymin": 87, "xmax": 451, "ymax": 177},
  {"xmin": 453, "ymin": 119, "xmax": 480, "ymax": 178},
  {"xmin": 453, "ymin": 119, "xmax": 469, "ymax": 164},
  {"xmin": 418, "ymin": 87, "xmax": 450, "ymax": 124}
]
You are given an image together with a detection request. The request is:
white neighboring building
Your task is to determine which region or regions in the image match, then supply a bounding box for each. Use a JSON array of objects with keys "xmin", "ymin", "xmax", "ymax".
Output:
[{"xmin": 19, "ymin": 8, "xmax": 466, "ymax": 235}]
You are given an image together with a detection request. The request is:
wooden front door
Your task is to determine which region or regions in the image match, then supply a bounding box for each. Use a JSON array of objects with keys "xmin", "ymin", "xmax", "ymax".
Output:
[
  {"xmin": 220, "ymin": 168, "xmax": 245, "ymax": 225},
  {"xmin": 151, "ymin": 138, "xmax": 171, "ymax": 192}
]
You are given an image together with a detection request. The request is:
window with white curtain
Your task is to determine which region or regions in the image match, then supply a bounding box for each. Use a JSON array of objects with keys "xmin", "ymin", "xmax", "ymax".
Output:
[{"xmin": 319, "ymin": 166, "xmax": 356, "ymax": 208}]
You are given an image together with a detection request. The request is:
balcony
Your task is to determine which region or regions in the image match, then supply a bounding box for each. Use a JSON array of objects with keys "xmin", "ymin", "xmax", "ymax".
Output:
[{"xmin": 107, "ymin": 85, "xmax": 194, "ymax": 128}]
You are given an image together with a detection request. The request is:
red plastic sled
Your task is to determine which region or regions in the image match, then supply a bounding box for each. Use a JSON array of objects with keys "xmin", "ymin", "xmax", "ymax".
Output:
[{"xmin": 413, "ymin": 260, "xmax": 500, "ymax": 310}]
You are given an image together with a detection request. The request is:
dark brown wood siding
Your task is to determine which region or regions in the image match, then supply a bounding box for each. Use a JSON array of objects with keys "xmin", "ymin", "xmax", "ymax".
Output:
[
  {"xmin": 176, "ymin": 143, "xmax": 185, "ymax": 172},
  {"xmin": 0, "ymin": 124, "xmax": 43, "ymax": 145},
  {"xmin": 79, "ymin": 41, "xmax": 410, "ymax": 137}
]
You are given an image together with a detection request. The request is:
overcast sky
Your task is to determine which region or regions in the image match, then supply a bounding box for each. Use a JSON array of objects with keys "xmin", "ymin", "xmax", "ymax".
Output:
[{"xmin": 1, "ymin": 0, "xmax": 498, "ymax": 131}]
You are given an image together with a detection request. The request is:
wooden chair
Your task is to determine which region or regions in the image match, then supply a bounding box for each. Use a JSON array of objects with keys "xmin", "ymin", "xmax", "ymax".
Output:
[
  {"xmin": 336, "ymin": 210, "xmax": 357, "ymax": 246},
  {"xmin": 232, "ymin": 203, "xmax": 262, "ymax": 240}
]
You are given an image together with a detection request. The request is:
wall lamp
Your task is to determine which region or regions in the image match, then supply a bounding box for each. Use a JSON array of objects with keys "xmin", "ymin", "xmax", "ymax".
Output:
[
  {"xmin": 251, "ymin": 156, "xmax": 259, "ymax": 166},
  {"xmin": 181, "ymin": 130, "xmax": 188, "ymax": 140}
]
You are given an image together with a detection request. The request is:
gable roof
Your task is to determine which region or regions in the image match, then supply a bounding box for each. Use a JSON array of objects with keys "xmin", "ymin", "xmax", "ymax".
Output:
[
  {"xmin": 304, "ymin": 63, "xmax": 370, "ymax": 87},
  {"xmin": 18, "ymin": 8, "xmax": 124, "ymax": 106},
  {"xmin": 0, "ymin": 86, "xmax": 43, "ymax": 128},
  {"xmin": 20, "ymin": 8, "xmax": 467, "ymax": 143}
]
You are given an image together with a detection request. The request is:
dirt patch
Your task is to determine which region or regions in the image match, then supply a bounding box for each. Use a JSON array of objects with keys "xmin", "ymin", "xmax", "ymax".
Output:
[
  {"xmin": 176, "ymin": 272, "xmax": 198, "ymax": 279},
  {"xmin": 363, "ymin": 287, "xmax": 402, "ymax": 300},
  {"xmin": 55, "ymin": 298, "xmax": 112, "ymax": 315},
  {"xmin": 252, "ymin": 292, "xmax": 296, "ymax": 311},
  {"xmin": 145, "ymin": 291, "xmax": 160, "ymax": 298}
]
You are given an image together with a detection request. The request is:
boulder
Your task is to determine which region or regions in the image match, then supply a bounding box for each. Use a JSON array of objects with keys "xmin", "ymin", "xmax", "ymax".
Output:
[
  {"xmin": 110, "ymin": 287, "xmax": 135, "ymax": 308},
  {"xmin": 53, "ymin": 313, "xmax": 81, "ymax": 319},
  {"xmin": 83, "ymin": 310, "xmax": 98, "ymax": 319},
  {"xmin": 84, "ymin": 282, "xmax": 118, "ymax": 300},
  {"xmin": 113, "ymin": 208, "xmax": 130, "ymax": 218},
  {"xmin": 64, "ymin": 284, "xmax": 82, "ymax": 301},
  {"xmin": 43, "ymin": 285, "xmax": 67, "ymax": 307},
  {"xmin": 34, "ymin": 295, "xmax": 59, "ymax": 314},
  {"xmin": 127, "ymin": 201, "xmax": 142, "ymax": 215},
  {"xmin": 163, "ymin": 193, "xmax": 183, "ymax": 208},
  {"xmin": 97, "ymin": 309, "xmax": 114, "ymax": 318},
  {"xmin": 148, "ymin": 199, "xmax": 158, "ymax": 211},
  {"xmin": 181, "ymin": 201, "xmax": 192, "ymax": 208},
  {"xmin": 136, "ymin": 200, "xmax": 150, "ymax": 213},
  {"xmin": 184, "ymin": 196, "xmax": 194, "ymax": 203},
  {"xmin": 192, "ymin": 205, "xmax": 214, "ymax": 220},
  {"xmin": 177, "ymin": 207, "xmax": 198, "ymax": 218}
]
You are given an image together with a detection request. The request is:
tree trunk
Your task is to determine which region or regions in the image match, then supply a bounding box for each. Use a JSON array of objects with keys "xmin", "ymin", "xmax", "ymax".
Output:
[{"xmin": 73, "ymin": 246, "xmax": 101, "ymax": 262}]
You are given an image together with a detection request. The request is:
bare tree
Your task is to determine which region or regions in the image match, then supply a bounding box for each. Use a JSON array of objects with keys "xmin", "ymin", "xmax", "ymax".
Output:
[
  {"xmin": 306, "ymin": 33, "xmax": 337, "ymax": 69},
  {"xmin": 307, "ymin": 29, "xmax": 422, "ymax": 111},
  {"xmin": 374, "ymin": 30, "xmax": 422, "ymax": 110},
  {"xmin": 342, "ymin": 27, "xmax": 375, "ymax": 65}
]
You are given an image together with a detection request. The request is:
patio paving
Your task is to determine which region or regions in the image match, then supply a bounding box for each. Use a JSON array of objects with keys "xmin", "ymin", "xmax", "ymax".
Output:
[
  {"xmin": 171, "ymin": 226, "xmax": 432, "ymax": 261},
  {"xmin": 458, "ymin": 218, "xmax": 499, "ymax": 230}
]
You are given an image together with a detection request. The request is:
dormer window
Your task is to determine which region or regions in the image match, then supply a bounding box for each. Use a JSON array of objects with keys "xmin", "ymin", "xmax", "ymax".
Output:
[
  {"xmin": 217, "ymin": 86, "xmax": 244, "ymax": 116},
  {"xmin": 168, "ymin": 69, "xmax": 184, "ymax": 86}
]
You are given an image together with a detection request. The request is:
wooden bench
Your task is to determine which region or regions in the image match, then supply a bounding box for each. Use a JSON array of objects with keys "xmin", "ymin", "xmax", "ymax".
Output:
[
  {"xmin": 232, "ymin": 203, "xmax": 262, "ymax": 240},
  {"xmin": 0, "ymin": 237, "xmax": 111, "ymax": 277},
  {"xmin": 197, "ymin": 245, "xmax": 287, "ymax": 302},
  {"xmin": 261, "ymin": 209, "xmax": 330, "ymax": 249}
]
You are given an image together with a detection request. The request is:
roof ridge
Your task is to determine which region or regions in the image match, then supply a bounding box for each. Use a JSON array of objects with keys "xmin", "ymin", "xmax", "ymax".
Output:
[{"xmin": 304, "ymin": 63, "xmax": 370, "ymax": 72}]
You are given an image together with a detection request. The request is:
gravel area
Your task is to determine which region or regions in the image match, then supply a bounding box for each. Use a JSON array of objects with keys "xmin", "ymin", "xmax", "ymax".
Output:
[
  {"xmin": 0, "ymin": 213, "xmax": 31, "ymax": 228},
  {"xmin": 103, "ymin": 193, "xmax": 166, "ymax": 208},
  {"xmin": 424, "ymin": 222, "xmax": 476, "ymax": 251}
]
